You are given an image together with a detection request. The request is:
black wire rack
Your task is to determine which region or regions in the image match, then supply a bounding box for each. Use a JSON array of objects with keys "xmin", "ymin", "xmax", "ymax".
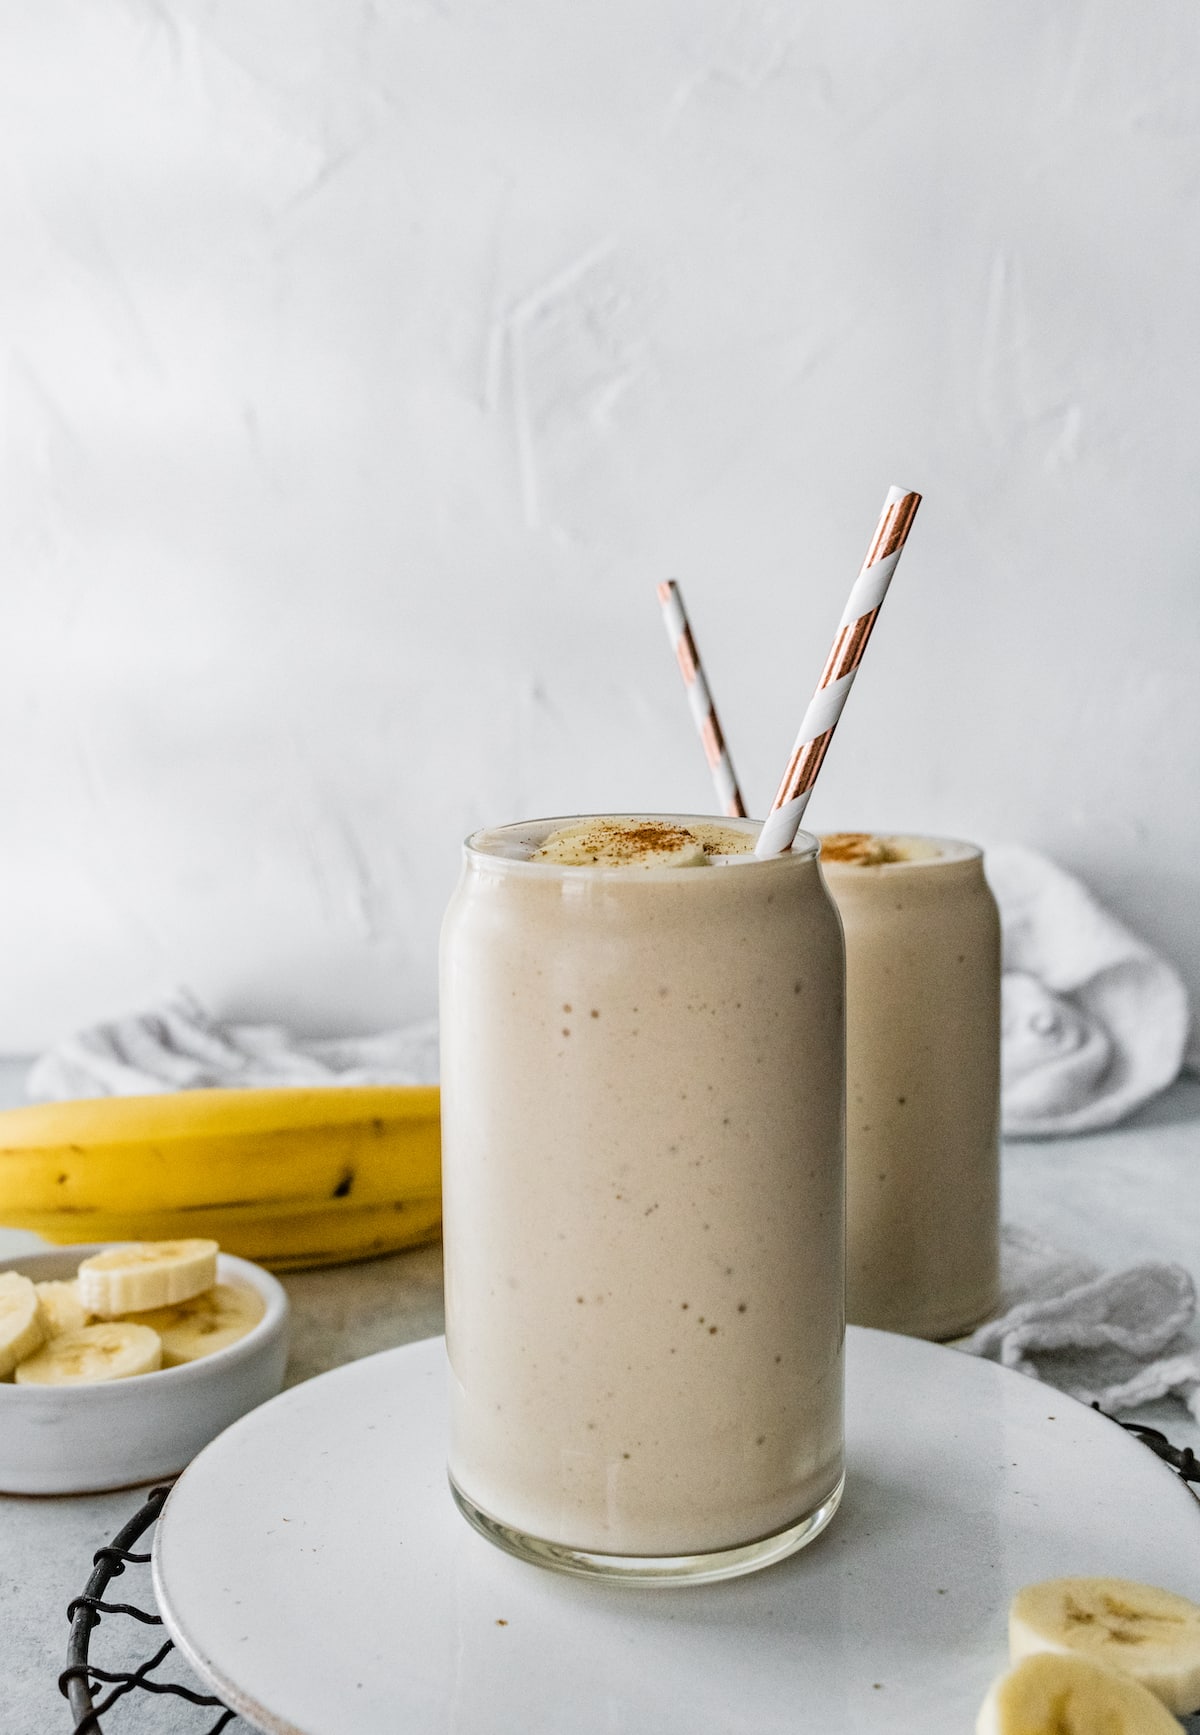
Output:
[
  {"xmin": 1098, "ymin": 1409, "xmax": 1200, "ymax": 1497},
  {"xmin": 60, "ymin": 1419, "xmax": 1200, "ymax": 1734},
  {"xmin": 60, "ymin": 1483, "xmax": 242, "ymax": 1735}
]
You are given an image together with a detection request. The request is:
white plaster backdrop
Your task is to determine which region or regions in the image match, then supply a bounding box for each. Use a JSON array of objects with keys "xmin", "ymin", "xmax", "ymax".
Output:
[{"xmin": 2, "ymin": 1, "xmax": 1199, "ymax": 1049}]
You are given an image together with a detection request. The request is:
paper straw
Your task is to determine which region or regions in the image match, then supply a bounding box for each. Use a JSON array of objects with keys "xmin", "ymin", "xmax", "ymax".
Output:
[
  {"xmin": 755, "ymin": 485, "xmax": 922, "ymax": 857},
  {"xmin": 657, "ymin": 579, "xmax": 746, "ymax": 819}
]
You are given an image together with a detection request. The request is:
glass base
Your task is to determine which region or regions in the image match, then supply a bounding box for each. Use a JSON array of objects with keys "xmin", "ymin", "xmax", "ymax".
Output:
[{"xmin": 448, "ymin": 1472, "xmax": 845, "ymax": 1585}]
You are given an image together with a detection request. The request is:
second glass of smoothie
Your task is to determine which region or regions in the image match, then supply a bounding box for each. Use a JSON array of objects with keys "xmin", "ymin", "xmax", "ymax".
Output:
[
  {"xmin": 440, "ymin": 815, "xmax": 845, "ymax": 1583},
  {"xmin": 820, "ymin": 833, "xmax": 1001, "ymax": 1341}
]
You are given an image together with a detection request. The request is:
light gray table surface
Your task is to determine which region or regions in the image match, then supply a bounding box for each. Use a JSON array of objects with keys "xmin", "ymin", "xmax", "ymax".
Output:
[{"xmin": 2, "ymin": 1056, "xmax": 1198, "ymax": 1735}]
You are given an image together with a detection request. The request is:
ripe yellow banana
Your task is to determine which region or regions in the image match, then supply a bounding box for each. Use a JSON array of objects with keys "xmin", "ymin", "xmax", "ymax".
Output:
[{"xmin": 0, "ymin": 1087, "xmax": 441, "ymax": 1271}]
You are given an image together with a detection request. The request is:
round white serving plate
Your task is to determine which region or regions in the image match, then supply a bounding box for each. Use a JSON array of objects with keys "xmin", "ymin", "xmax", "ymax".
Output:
[
  {"xmin": 0, "ymin": 1244, "xmax": 288, "ymax": 1495},
  {"xmin": 153, "ymin": 1329, "xmax": 1200, "ymax": 1735}
]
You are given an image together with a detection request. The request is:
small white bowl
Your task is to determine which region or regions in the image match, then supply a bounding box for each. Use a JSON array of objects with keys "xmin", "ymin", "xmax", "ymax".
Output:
[{"xmin": 0, "ymin": 1244, "xmax": 289, "ymax": 1495}]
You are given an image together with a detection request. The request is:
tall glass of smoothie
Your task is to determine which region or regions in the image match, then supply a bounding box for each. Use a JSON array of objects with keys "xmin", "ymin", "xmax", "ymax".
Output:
[
  {"xmin": 440, "ymin": 814, "xmax": 845, "ymax": 1583},
  {"xmin": 819, "ymin": 834, "xmax": 1000, "ymax": 1341}
]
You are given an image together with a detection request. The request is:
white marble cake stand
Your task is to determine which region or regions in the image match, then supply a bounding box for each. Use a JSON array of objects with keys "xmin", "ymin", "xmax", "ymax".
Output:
[{"xmin": 153, "ymin": 1330, "xmax": 1200, "ymax": 1735}]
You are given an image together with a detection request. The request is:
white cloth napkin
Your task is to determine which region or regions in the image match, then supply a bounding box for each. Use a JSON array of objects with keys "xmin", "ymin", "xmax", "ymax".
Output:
[
  {"xmin": 961, "ymin": 1225, "xmax": 1200, "ymax": 1425},
  {"xmin": 987, "ymin": 846, "xmax": 1191, "ymax": 1137},
  {"xmin": 25, "ymin": 987, "xmax": 439, "ymax": 1099}
]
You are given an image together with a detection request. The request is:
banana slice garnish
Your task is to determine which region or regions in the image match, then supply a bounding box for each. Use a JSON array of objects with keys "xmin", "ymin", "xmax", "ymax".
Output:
[
  {"xmin": 35, "ymin": 1278, "xmax": 91, "ymax": 1338},
  {"xmin": 0, "ymin": 1272, "xmax": 47, "ymax": 1380},
  {"xmin": 977, "ymin": 1651, "xmax": 1182, "ymax": 1734},
  {"xmin": 79, "ymin": 1239, "xmax": 219, "ymax": 1317},
  {"xmin": 126, "ymin": 1282, "xmax": 266, "ymax": 1366},
  {"xmin": 531, "ymin": 819, "xmax": 711, "ymax": 868},
  {"xmin": 1009, "ymin": 1575, "xmax": 1200, "ymax": 1716},
  {"xmin": 14, "ymin": 1321, "xmax": 163, "ymax": 1385}
]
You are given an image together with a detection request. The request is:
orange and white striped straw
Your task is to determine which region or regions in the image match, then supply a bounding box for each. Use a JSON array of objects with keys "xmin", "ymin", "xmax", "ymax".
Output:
[
  {"xmin": 657, "ymin": 579, "xmax": 746, "ymax": 819},
  {"xmin": 755, "ymin": 484, "xmax": 922, "ymax": 857}
]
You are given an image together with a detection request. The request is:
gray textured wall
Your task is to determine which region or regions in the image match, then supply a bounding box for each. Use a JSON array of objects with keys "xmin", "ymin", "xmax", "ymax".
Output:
[{"xmin": 2, "ymin": 2, "xmax": 1198, "ymax": 1044}]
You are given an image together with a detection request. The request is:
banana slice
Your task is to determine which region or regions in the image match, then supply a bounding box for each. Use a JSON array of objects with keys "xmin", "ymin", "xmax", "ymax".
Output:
[
  {"xmin": 0, "ymin": 1272, "xmax": 47, "ymax": 1380},
  {"xmin": 14, "ymin": 1321, "xmax": 163, "ymax": 1385},
  {"xmin": 126, "ymin": 1282, "xmax": 266, "ymax": 1366},
  {"xmin": 1010, "ymin": 1575, "xmax": 1200, "ymax": 1715},
  {"xmin": 531, "ymin": 819, "xmax": 711, "ymax": 868},
  {"xmin": 79, "ymin": 1239, "xmax": 219, "ymax": 1317},
  {"xmin": 977, "ymin": 1651, "xmax": 1181, "ymax": 1734},
  {"xmin": 35, "ymin": 1279, "xmax": 91, "ymax": 1338}
]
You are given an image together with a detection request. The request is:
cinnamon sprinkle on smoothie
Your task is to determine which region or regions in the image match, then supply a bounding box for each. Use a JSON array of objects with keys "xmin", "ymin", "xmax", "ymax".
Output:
[{"xmin": 531, "ymin": 817, "xmax": 753, "ymax": 868}]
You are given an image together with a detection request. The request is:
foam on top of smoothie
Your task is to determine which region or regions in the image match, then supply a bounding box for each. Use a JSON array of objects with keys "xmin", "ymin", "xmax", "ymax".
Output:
[
  {"xmin": 820, "ymin": 832, "xmax": 945, "ymax": 866},
  {"xmin": 532, "ymin": 817, "xmax": 754, "ymax": 868}
]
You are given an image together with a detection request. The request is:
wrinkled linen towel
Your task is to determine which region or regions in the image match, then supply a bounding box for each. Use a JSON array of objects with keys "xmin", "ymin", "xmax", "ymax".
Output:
[
  {"xmin": 961, "ymin": 1225, "xmax": 1200, "ymax": 1425},
  {"xmin": 986, "ymin": 846, "xmax": 1190, "ymax": 1137},
  {"xmin": 26, "ymin": 987, "xmax": 439, "ymax": 1099}
]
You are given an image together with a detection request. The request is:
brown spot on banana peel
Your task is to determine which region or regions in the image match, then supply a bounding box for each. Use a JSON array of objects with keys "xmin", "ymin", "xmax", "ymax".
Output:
[
  {"xmin": 332, "ymin": 1168, "xmax": 355, "ymax": 1199},
  {"xmin": 177, "ymin": 1198, "xmax": 275, "ymax": 1211}
]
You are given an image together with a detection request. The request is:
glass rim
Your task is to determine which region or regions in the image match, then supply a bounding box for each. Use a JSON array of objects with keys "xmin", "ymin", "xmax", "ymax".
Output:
[{"xmin": 462, "ymin": 813, "xmax": 821, "ymax": 876}]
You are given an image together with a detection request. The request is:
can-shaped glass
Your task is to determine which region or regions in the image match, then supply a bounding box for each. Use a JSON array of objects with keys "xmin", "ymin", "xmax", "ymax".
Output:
[
  {"xmin": 440, "ymin": 815, "xmax": 846, "ymax": 1583},
  {"xmin": 820, "ymin": 835, "xmax": 1001, "ymax": 1341}
]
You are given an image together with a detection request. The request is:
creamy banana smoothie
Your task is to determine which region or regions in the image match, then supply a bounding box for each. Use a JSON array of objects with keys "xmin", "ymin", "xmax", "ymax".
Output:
[
  {"xmin": 819, "ymin": 834, "xmax": 1000, "ymax": 1341},
  {"xmin": 440, "ymin": 815, "xmax": 845, "ymax": 1581}
]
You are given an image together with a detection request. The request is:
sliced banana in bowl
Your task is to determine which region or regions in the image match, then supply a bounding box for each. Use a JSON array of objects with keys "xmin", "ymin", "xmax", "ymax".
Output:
[
  {"xmin": 79, "ymin": 1238, "xmax": 219, "ymax": 1317},
  {"xmin": 0, "ymin": 1242, "xmax": 288, "ymax": 1494},
  {"xmin": 0, "ymin": 1270, "xmax": 47, "ymax": 1378},
  {"xmin": 35, "ymin": 1277, "xmax": 91, "ymax": 1337},
  {"xmin": 130, "ymin": 1283, "xmax": 267, "ymax": 1367},
  {"xmin": 15, "ymin": 1320, "xmax": 164, "ymax": 1384}
]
